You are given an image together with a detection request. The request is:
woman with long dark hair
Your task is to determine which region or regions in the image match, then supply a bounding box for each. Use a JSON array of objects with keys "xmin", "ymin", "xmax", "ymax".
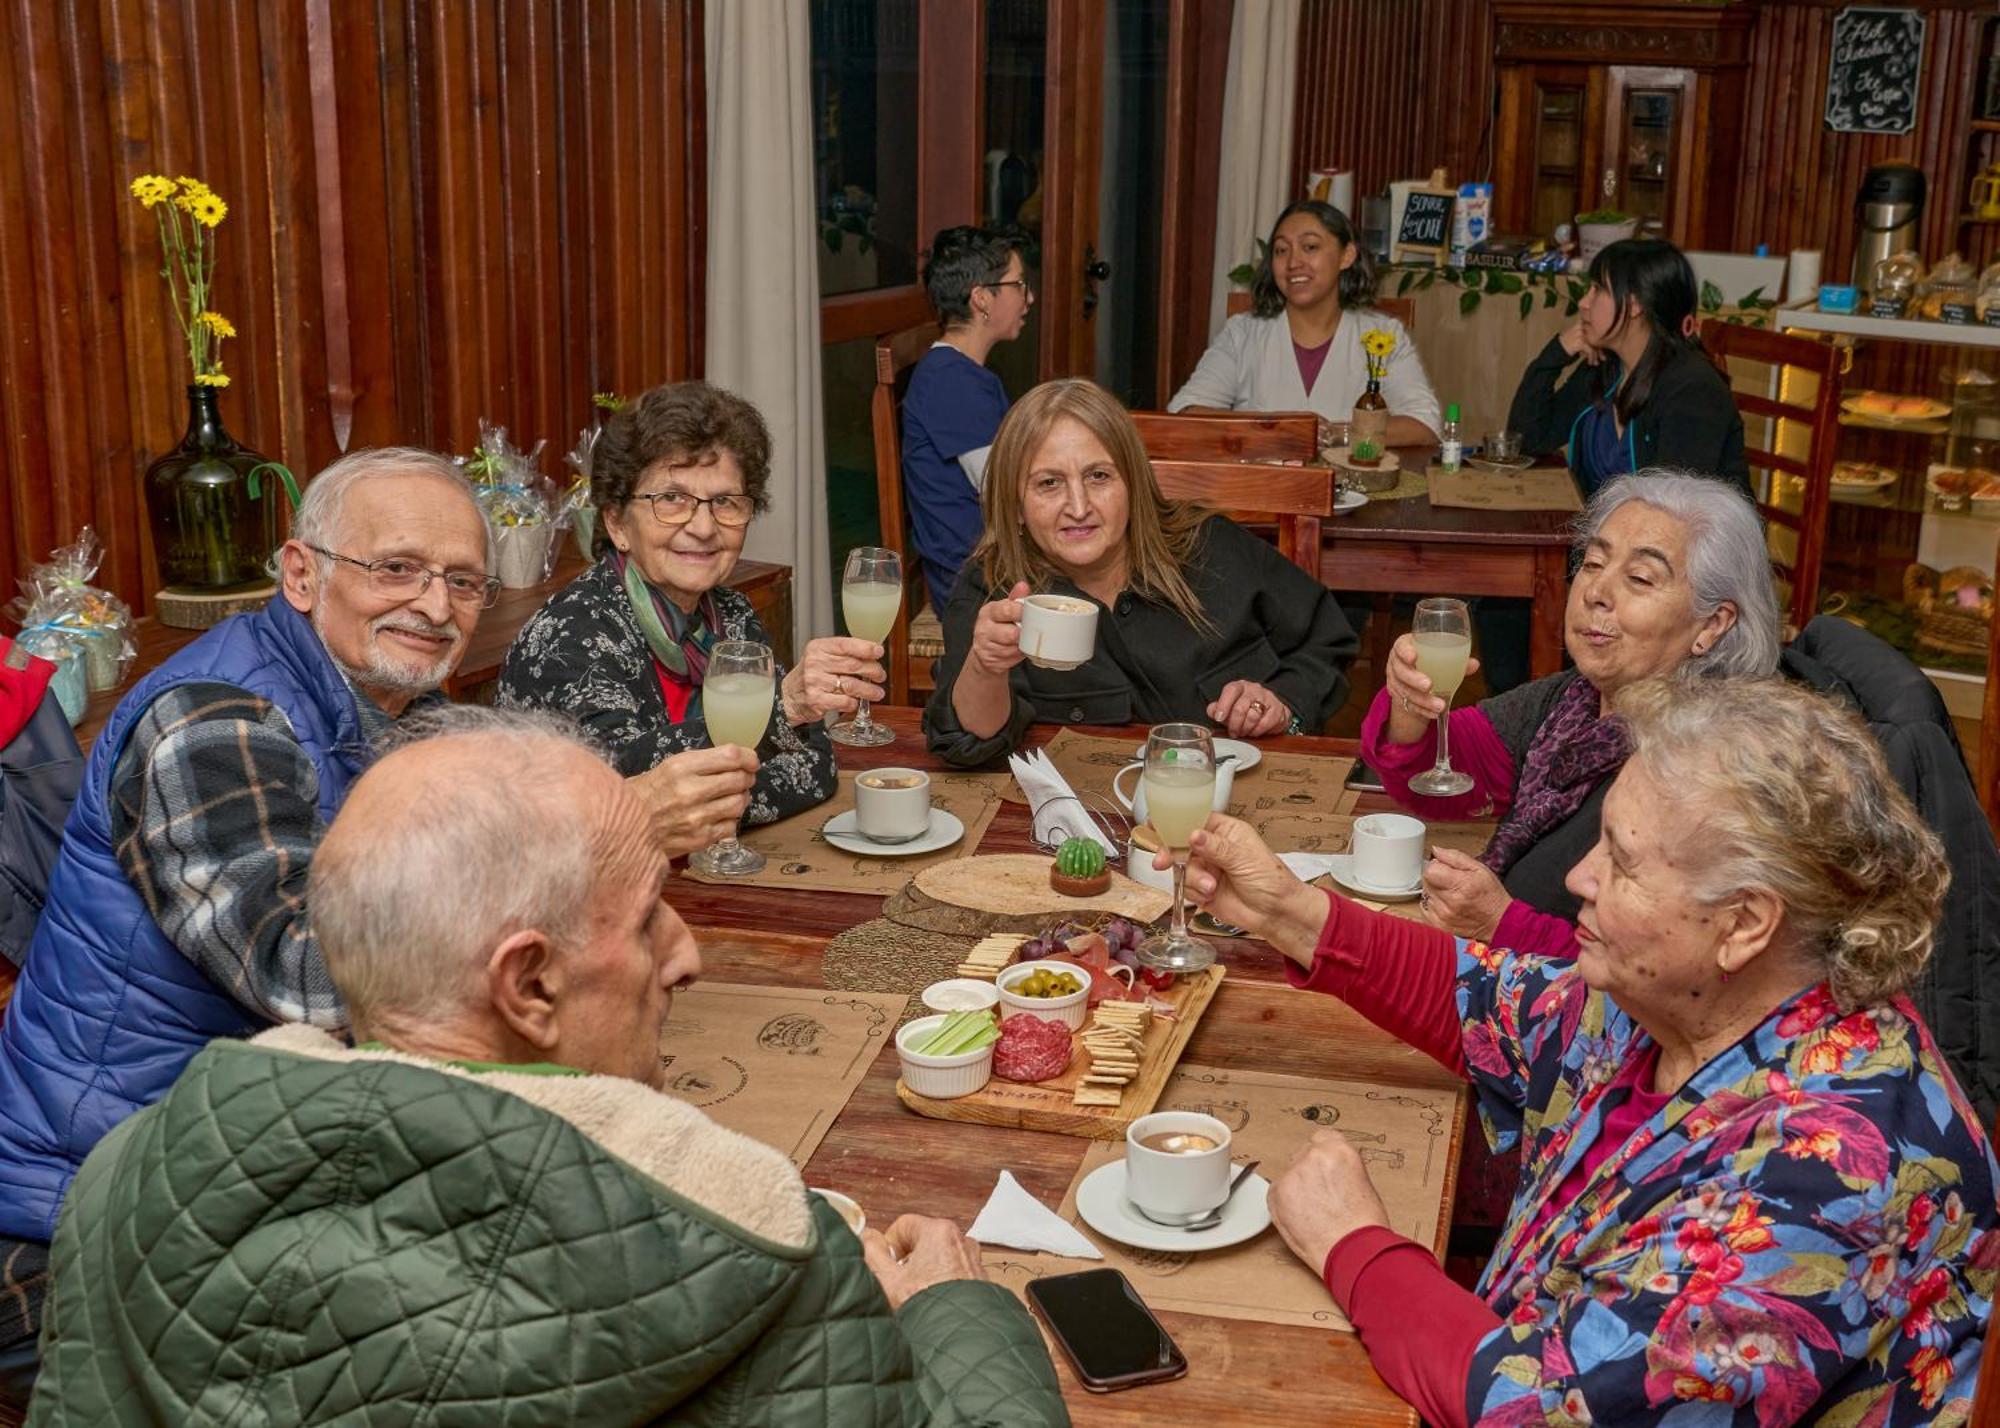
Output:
[
  {"xmin": 1508, "ymin": 238, "xmax": 1747, "ymax": 495},
  {"xmin": 1170, "ymin": 201, "xmax": 1439, "ymax": 445}
]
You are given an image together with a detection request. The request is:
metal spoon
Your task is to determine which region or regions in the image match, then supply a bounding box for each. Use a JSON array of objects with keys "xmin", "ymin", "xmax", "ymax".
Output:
[{"xmin": 1133, "ymin": 1159, "xmax": 1261, "ymax": 1233}]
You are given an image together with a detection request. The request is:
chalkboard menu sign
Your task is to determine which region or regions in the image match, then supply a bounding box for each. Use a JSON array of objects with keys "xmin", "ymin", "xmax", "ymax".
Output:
[
  {"xmin": 1824, "ymin": 7, "xmax": 1925, "ymax": 135},
  {"xmin": 1394, "ymin": 192, "xmax": 1454, "ymax": 261}
]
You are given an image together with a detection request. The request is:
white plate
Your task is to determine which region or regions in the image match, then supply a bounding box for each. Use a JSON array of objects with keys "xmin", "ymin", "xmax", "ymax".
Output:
[
  {"xmin": 1332, "ymin": 488, "xmax": 1368, "ymax": 515},
  {"xmin": 821, "ymin": 808, "xmax": 966, "ymax": 857},
  {"xmin": 1130, "ymin": 737, "xmax": 1262, "ymax": 773},
  {"xmin": 1073, "ymin": 1159, "xmax": 1272, "ymax": 1253},
  {"xmin": 1323, "ymin": 852, "xmax": 1424, "ymax": 904}
]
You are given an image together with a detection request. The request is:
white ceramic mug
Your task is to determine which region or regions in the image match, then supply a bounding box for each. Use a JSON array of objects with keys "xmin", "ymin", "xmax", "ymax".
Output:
[
  {"xmin": 853, "ymin": 768, "xmax": 932, "ymax": 843},
  {"xmin": 1350, "ymin": 812, "xmax": 1425, "ymax": 890},
  {"xmin": 1111, "ymin": 757, "xmax": 1235, "ymax": 824},
  {"xmin": 1124, "ymin": 1111, "xmax": 1232, "ymax": 1224},
  {"xmin": 1017, "ymin": 594, "xmax": 1099, "ymax": 670}
]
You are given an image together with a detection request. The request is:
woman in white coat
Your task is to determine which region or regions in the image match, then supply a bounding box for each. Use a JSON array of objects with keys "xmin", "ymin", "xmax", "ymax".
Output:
[{"xmin": 1170, "ymin": 201, "xmax": 1440, "ymax": 447}]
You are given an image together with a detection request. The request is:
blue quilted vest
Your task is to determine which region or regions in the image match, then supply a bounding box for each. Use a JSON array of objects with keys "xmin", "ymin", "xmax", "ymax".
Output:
[{"xmin": 0, "ymin": 597, "xmax": 369, "ymax": 1241}]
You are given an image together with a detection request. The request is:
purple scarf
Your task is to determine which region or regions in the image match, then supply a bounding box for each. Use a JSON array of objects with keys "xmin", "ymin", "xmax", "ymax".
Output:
[{"xmin": 1480, "ymin": 676, "xmax": 1630, "ymax": 877}]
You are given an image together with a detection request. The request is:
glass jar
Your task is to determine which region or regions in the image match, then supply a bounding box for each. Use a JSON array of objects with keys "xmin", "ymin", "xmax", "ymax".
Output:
[
  {"xmin": 1870, "ymin": 252, "xmax": 1921, "ymax": 316},
  {"xmin": 1978, "ymin": 261, "xmax": 2000, "ymax": 323},
  {"xmin": 1919, "ymin": 252, "xmax": 1976, "ymax": 320}
]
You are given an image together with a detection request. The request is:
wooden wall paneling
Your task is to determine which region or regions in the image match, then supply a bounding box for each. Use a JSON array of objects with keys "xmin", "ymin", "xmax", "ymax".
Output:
[
  {"xmin": 1157, "ymin": 0, "xmax": 1231, "ymax": 398},
  {"xmin": 499, "ymin": 0, "xmax": 566, "ymax": 458},
  {"xmin": 1039, "ymin": 0, "xmax": 1105, "ymax": 379}
]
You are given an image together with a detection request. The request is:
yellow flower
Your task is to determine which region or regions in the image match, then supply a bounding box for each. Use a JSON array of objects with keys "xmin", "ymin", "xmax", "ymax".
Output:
[
  {"xmin": 1361, "ymin": 328, "xmax": 1397, "ymax": 359},
  {"xmin": 128, "ymin": 175, "xmax": 176, "ymax": 208},
  {"xmin": 186, "ymin": 191, "xmax": 227, "ymax": 228},
  {"xmin": 198, "ymin": 310, "xmax": 236, "ymax": 339},
  {"xmin": 193, "ymin": 372, "xmax": 231, "ymax": 387}
]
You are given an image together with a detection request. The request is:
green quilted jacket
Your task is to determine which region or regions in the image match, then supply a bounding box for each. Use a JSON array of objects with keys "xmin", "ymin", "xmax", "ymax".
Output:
[{"xmin": 30, "ymin": 1027, "xmax": 1068, "ymax": 1426}]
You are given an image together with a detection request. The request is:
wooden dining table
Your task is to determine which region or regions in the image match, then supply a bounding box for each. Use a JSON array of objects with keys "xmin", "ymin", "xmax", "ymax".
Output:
[
  {"xmin": 669, "ymin": 703, "xmax": 1471, "ymax": 1426},
  {"xmin": 1320, "ymin": 450, "xmax": 1575, "ymax": 681}
]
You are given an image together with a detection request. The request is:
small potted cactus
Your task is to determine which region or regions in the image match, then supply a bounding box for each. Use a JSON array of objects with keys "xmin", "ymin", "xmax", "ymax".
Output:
[
  {"xmin": 1348, "ymin": 436, "xmax": 1384, "ymax": 468},
  {"xmin": 1048, "ymin": 836, "xmax": 1111, "ymax": 897}
]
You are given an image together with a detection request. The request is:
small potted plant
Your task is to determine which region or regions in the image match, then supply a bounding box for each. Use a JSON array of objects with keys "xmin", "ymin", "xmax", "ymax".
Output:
[
  {"xmin": 1347, "ymin": 436, "xmax": 1384, "ymax": 467},
  {"xmin": 1575, "ymin": 208, "xmax": 1639, "ymax": 262}
]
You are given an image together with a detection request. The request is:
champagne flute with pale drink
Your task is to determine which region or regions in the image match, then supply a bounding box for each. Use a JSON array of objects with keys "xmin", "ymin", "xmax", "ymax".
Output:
[
  {"xmin": 1408, "ymin": 597, "xmax": 1475, "ymax": 797},
  {"xmin": 691, "ymin": 640, "xmax": 774, "ymax": 877},
  {"xmin": 1134, "ymin": 722, "xmax": 1218, "ymax": 974},
  {"xmin": 831, "ymin": 547, "xmax": 901, "ymax": 747}
]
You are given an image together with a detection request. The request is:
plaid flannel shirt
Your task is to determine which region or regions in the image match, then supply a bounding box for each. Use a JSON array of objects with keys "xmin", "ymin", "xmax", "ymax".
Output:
[{"xmin": 107, "ymin": 679, "xmax": 431, "ymax": 1030}]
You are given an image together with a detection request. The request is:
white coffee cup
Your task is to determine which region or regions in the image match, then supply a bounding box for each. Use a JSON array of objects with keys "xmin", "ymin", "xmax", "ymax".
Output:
[
  {"xmin": 1350, "ymin": 812, "xmax": 1425, "ymax": 891},
  {"xmin": 853, "ymin": 768, "xmax": 932, "ymax": 844},
  {"xmin": 1124, "ymin": 1111, "xmax": 1232, "ymax": 1224},
  {"xmin": 1017, "ymin": 594, "xmax": 1098, "ymax": 670},
  {"xmin": 1111, "ymin": 757, "xmax": 1235, "ymax": 822}
]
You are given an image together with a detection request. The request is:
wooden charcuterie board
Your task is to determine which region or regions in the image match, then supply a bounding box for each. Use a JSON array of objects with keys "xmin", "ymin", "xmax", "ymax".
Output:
[
  {"xmin": 896, "ymin": 966, "xmax": 1225, "ymax": 1139},
  {"xmin": 911, "ymin": 854, "xmax": 1172, "ymax": 923}
]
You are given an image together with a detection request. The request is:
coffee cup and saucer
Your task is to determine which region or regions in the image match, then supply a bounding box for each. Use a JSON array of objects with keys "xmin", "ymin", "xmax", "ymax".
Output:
[
  {"xmin": 1018, "ymin": 594, "xmax": 1098, "ymax": 671},
  {"xmin": 822, "ymin": 768, "xmax": 966, "ymax": 857},
  {"xmin": 1323, "ymin": 812, "xmax": 1426, "ymax": 903},
  {"xmin": 1072, "ymin": 1111, "xmax": 1271, "ymax": 1252}
]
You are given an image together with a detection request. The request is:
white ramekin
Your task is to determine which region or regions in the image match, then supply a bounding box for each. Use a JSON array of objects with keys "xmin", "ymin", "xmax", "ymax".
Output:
[
  {"xmin": 896, "ymin": 1014, "xmax": 997, "ymax": 1099},
  {"xmin": 995, "ymin": 960, "xmax": 1090, "ymax": 1030},
  {"xmin": 920, "ymin": 978, "xmax": 1002, "ymax": 1015}
]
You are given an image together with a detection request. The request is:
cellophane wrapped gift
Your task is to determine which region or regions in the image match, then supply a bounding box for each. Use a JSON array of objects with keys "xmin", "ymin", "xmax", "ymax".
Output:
[
  {"xmin": 459, "ymin": 422, "xmax": 563, "ymax": 589},
  {"xmin": 562, "ymin": 425, "xmax": 601, "ymax": 562},
  {"xmin": 11, "ymin": 628, "xmax": 87, "ymax": 724},
  {"xmin": 8, "ymin": 527, "xmax": 135, "ymax": 692}
]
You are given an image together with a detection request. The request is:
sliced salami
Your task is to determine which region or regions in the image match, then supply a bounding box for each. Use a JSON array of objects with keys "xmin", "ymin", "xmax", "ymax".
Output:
[{"xmin": 991, "ymin": 1013, "xmax": 1074, "ymax": 1082}]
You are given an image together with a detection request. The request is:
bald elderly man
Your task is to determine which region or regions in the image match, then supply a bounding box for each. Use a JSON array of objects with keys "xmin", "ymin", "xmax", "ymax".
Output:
[{"xmin": 31, "ymin": 708, "xmax": 1069, "ymax": 1425}]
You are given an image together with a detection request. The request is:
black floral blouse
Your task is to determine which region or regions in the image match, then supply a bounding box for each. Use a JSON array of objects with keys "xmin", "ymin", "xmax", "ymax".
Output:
[{"xmin": 497, "ymin": 556, "xmax": 837, "ymax": 827}]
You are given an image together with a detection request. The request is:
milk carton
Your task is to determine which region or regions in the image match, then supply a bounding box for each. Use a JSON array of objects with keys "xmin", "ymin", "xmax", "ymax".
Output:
[{"xmin": 1451, "ymin": 183, "xmax": 1493, "ymax": 264}]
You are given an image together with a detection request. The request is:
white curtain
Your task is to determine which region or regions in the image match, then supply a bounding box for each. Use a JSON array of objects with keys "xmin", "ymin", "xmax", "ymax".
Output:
[
  {"xmin": 1206, "ymin": 0, "xmax": 1302, "ymax": 338},
  {"xmin": 705, "ymin": 0, "xmax": 833, "ymax": 644}
]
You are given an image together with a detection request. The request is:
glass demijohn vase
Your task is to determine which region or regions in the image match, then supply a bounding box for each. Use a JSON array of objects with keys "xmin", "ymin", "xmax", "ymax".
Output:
[{"xmin": 143, "ymin": 384, "xmax": 288, "ymax": 590}]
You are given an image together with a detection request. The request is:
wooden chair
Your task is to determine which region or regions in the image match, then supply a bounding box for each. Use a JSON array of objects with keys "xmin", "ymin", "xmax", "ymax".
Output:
[
  {"xmin": 1131, "ymin": 410, "xmax": 1319, "ymax": 465},
  {"xmin": 869, "ymin": 320, "xmax": 941, "ymax": 707},
  {"xmin": 1149, "ymin": 459, "xmax": 1333, "ymax": 577},
  {"xmin": 1982, "ymin": 529, "xmax": 2000, "ymax": 837},
  {"xmin": 1700, "ymin": 321, "xmax": 1843, "ymax": 638}
]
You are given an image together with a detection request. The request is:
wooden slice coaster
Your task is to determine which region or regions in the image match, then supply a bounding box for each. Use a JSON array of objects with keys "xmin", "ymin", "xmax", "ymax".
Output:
[
  {"xmin": 913, "ymin": 854, "xmax": 1172, "ymax": 922},
  {"xmin": 155, "ymin": 581, "xmax": 276, "ymax": 631}
]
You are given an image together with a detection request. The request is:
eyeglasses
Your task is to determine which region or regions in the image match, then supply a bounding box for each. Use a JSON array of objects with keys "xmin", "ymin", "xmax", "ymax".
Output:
[
  {"xmin": 981, "ymin": 279, "xmax": 1034, "ymax": 297},
  {"xmin": 306, "ymin": 545, "xmax": 502, "ymax": 609},
  {"xmin": 631, "ymin": 490, "xmax": 756, "ymax": 528}
]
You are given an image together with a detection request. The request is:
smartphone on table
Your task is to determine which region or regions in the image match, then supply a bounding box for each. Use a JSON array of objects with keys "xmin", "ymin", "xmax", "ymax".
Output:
[
  {"xmin": 1344, "ymin": 759, "xmax": 1386, "ymax": 793},
  {"xmin": 1026, "ymin": 1268, "xmax": 1188, "ymax": 1392}
]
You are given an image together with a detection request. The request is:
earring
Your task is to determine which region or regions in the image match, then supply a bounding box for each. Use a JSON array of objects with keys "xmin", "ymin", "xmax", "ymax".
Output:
[{"xmin": 1717, "ymin": 959, "xmax": 1732, "ymax": 983}]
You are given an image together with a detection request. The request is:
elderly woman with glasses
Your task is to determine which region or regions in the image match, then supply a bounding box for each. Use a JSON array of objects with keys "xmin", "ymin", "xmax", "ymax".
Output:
[
  {"xmin": 499, "ymin": 383, "xmax": 875, "ymax": 852},
  {"xmin": 1171, "ymin": 677, "xmax": 1998, "ymax": 1426}
]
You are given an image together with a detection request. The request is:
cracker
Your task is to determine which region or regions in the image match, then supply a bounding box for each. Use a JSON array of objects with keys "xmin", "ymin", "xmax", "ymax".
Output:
[{"xmin": 1072, "ymin": 1086, "xmax": 1124, "ymax": 1106}]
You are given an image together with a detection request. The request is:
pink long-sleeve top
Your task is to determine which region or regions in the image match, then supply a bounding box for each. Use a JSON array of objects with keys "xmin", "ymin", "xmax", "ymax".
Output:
[
  {"xmin": 1295, "ymin": 892, "xmax": 1649, "ymax": 1428},
  {"xmin": 1359, "ymin": 685, "xmax": 1584, "ymax": 961}
]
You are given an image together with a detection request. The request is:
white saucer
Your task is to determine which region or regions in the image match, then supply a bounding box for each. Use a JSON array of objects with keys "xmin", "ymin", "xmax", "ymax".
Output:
[
  {"xmin": 821, "ymin": 809, "xmax": 965, "ymax": 857},
  {"xmin": 1331, "ymin": 488, "xmax": 1368, "ymax": 514},
  {"xmin": 1073, "ymin": 1159, "xmax": 1272, "ymax": 1252},
  {"xmin": 1323, "ymin": 853, "xmax": 1424, "ymax": 904},
  {"xmin": 1130, "ymin": 736, "xmax": 1262, "ymax": 773}
]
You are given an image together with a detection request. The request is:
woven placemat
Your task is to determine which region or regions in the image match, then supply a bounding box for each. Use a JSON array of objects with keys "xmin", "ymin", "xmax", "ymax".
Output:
[
  {"xmin": 821, "ymin": 919, "xmax": 974, "ymax": 1031},
  {"xmin": 1363, "ymin": 465, "xmax": 1427, "ymax": 502}
]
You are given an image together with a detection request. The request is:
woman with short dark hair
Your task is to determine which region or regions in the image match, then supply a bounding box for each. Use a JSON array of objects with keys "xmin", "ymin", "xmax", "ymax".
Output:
[
  {"xmin": 1170, "ymin": 200, "xmax": 1440, "ymax": 446},
  {"xmin": 1508, "ymin": 237, "xmax": 1748, "ymax": 495},
  {"xmin": 500, "ymin": 382, "xmax": 876, "ymax": 849},
  {"xmin": 902, "ymin": 225, "xmax": 1033, "ymax": 614}
]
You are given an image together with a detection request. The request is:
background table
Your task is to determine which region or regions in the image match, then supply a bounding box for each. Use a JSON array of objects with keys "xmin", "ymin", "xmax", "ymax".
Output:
[
  {"xmin": 1321, "ymin": 453, "xmax": 1574, "ymax": 683},
  {"xmin": 674, "ymin": 704, "xmax": 1470, "ymax": 1426}
]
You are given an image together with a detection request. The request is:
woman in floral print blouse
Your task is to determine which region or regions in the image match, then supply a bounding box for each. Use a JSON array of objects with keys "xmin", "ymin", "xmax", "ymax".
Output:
[
  {"xmin": 1172, "ymin": 675, "xmax": 1997, "ymax": 1425},
  {"xmin": 501, "ymin": 383, "xmax": 879, "ymax": 849}
]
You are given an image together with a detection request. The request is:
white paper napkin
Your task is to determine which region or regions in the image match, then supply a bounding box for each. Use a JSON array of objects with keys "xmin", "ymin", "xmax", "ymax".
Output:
[
  {"xmin": 967, "ymin": 1170, "xmax": 1102, "ymax": 1259},
  {"xmin": 1279, "ymin": 851, "xmax": 1345, "ymax": 882},
  {"xmin": 1009, "ymin": 750, "xmax": 1118, "ymax": 856}
]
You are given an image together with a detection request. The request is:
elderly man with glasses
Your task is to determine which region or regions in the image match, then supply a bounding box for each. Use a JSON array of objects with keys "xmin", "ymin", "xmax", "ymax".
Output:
[{"xmin": 0, "ymin": 448, "xmax": 497, "ymax": 1411}]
